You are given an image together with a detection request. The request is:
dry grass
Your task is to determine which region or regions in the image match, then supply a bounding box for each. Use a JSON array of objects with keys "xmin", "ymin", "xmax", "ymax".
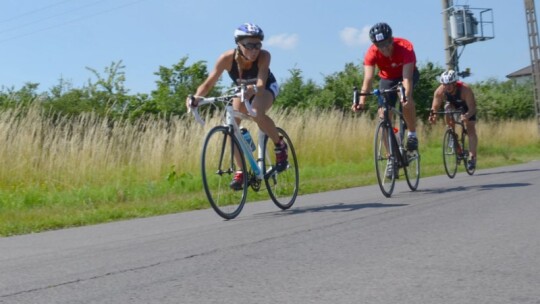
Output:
[{"xmin": 1, "ymin": 105, "xmax": 538, "ymax": 190}]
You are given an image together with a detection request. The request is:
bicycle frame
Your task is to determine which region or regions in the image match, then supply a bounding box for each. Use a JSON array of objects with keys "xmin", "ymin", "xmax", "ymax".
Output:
[
  {"xmin": 354, "ymin": 82, "xmax": 420, "ymax": 197},
  {"xmin": 189, "ymin": 85, "xmax": 271, "ymax": 181},
  {"xmin": 432, "ymin": 109, "xmax": 468, "ymax": 156},
  {"xmin": 189, "ymin": 85, "xmax": 300, "ymax": 219},
  {"xmin": 354, "ymin": 84, "xmax": 408, "ymax": 166},
  {"xmin": 431, "ymin": 109, "xmax": 474, "ymax": 177}
]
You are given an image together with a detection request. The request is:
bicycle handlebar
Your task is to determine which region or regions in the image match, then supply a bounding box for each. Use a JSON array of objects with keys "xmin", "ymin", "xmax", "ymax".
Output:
[
  {"xmin": 352, "ymin": 82, "xmax": 406, "ymax": 106},
  {"xmin": 429, "ymin": 108, "xmax": 466, "ymax": 116},
  {"xmin": 188, "ymin": 85, "xmax": 257, "ymax": 125}
]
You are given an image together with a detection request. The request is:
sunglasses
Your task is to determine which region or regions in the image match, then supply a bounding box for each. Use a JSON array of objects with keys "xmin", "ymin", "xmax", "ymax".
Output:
[{"xmin": 241, "ymin": 42, "xmax": 262, "ymax": 50}]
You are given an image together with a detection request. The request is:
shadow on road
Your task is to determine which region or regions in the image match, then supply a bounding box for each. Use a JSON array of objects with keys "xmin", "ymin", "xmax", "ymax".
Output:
[
  {"xmin": 253, "ymin": 202, "xmax": 408, "ymax": 219},
  {"xmin": 419, "ymin": 182, "xmax": 532, "ymax": 195},
  {"xmin": 475, "ymin": 168, "xmax": 540, "ymax": 177}
]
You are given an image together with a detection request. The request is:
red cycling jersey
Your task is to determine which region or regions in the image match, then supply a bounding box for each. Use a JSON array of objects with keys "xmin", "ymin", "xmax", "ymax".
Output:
[{"xmin": 364, "ymin": 37, "xmax": 417, "ymax": 80}]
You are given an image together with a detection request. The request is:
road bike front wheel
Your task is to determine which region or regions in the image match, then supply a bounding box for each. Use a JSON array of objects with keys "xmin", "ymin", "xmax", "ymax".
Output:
[
  {"xmin": 263, "ymin": 127, "xmax": 299, "ymax": 209},
  {"xmin": 201, "ymin": 126, "xmax": 248, "ymax": 220},
  {"xmin": 374, "ymin": 121, "xmax": 396, "ymax": 198},
  {"xmin": 462, "ymin": 130, "xmax": 475, "ymax": 175},
  {"xmin": 404, "ymin": 149, "xmax": 420, "ymax": 191},
  {"xmin": 443, "ymin": 129, "xmax": 458, "ymax": 179}
]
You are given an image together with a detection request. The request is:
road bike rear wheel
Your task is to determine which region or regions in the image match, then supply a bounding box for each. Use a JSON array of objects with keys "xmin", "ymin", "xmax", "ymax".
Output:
[
  {"xmin": 374, "ymin": 121, "xmax": 396, "ymax": 197},
  {"xmin": 443, "ymin": 129, "xmax": 458, "ymax": 178},
  {"xmin": 263, "ymin": 127, "xmax": 299, "ymax": 209},
  {"xmin": 462, "ymin": 131, "xmax": 475, "ymax": 175},
  {"xmin": 202, "ymin": 126, "xmax": 247, "ymax": 219},
  {"xmin": 404, "ymin": 149, "xmax": 420, "ymax": 191}
]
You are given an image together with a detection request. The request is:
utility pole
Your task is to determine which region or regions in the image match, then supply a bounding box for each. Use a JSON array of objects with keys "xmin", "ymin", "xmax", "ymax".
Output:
[
  {"xmin": 524, "ymin": 0, "xmax": 540, "ymax": 134},
  {"xmin": 442, "ymin": 0, "xmax": 457, "ymax": 70},
  {"xmin": 441, "ymin": 1, "xmax": 494, "ymax": 77}
]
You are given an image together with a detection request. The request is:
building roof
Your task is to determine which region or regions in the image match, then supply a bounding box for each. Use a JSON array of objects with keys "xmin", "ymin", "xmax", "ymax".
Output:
[{"xmin": 506, "ymin": 65, "xmax": 532, "ymax": 78}]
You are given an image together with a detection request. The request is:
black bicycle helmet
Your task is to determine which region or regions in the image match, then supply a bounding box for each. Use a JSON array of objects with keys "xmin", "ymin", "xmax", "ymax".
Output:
[
  {"xmin": 369, "ymin": 22, "xmax": 393, "ymax": 43},
  {"xmin": 234, "ymin": 23, "xmax": 264, "ymax": 43}
]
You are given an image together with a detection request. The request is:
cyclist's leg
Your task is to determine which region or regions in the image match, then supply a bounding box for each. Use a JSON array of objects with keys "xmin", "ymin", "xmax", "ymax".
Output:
[
  {"xmin": 248, "ymin": 89, "xmax": 280, "ymax": 143},
  {"xmin": 400, "ymin": 69, "xmax": 419, "ymax": 133},
  {"xmin": 250, "ymin": 83, "xmax": 288, "ymax": 170},
  {"xmin": 466, "ymin": 116, "xmax": 478, "ymax": 169},
  {"xmin": 230, "ymin": 97, "xmax": 246, "ymax": 190},
  {"xmin": 443, "ymin": 102, "xmax": 457, "ymax": 129}
]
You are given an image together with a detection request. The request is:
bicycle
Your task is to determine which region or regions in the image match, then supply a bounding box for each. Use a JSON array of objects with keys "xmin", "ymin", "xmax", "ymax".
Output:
[
  {"xmin": 188, "ymin": 85, "xmax": 299, "ymax": 219},
  {"xmin": 430, "ymin": 109, "xmax": 475, "ymax": 178},
  {"xmin": 353, "ymin": 82, "xmax": 420, "ymax": 198}
]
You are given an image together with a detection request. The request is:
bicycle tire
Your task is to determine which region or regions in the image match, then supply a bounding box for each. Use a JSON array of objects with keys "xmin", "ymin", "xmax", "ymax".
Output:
[
  {"xmin": 462, "ymin": 130, "xmax": 475, "ymax": 175},
  {"xmin": 201, "ymin": 126, "xmax": 247, "ymax": 219},
  {"xmin": 404, "ymin": 149, "xmax": 420, "ymax": 191},
  {"xmin": 443, "ymin": 129, "xmax": 458, "ymax": 179},
  {"xmin": 263, "ymin": 127, "xmax": 299, "ymax": 209},
  {"xmin": 374, "ymin": 120, "xmax": 396, "ymax": 197}
]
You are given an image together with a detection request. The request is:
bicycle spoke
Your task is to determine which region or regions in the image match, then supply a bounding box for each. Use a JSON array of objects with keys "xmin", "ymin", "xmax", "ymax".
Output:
[{"xmin": 202, "ymin": 126, "xmax": 247, "ymax": 219}]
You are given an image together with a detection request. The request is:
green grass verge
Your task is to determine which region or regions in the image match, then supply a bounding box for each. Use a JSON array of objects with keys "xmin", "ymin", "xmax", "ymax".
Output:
[{"xmin": 1, "ymin": 141, "xmax": 539, "ymax": 237}]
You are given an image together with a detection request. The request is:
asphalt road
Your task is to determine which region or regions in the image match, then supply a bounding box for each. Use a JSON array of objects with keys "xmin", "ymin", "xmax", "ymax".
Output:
[{"xmin": 1, "ymin": 161, "xmax": 540, "ymax": 304}]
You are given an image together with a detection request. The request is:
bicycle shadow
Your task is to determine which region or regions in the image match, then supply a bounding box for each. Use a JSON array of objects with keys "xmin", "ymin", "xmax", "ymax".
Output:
[
  {"xmin": 252, "ymin": 201, "xmax": 408, "ymax": 219},
  {"xmin": 474, "ymin": 168, "xmax": 540, "ymax": 177},
  {"xmin": 419, "ymin": 182, "xmax": 532, "ymax": 195}
]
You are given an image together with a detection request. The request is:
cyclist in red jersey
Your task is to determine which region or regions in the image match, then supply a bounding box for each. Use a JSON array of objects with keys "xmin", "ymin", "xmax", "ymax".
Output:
[
  {"xmin": 352, "ymin": 22, "xmax": 420, "ymax": 152},
  {"xmin": 429, "ymin": 70, "xmax": 478, "ymax": 170}
]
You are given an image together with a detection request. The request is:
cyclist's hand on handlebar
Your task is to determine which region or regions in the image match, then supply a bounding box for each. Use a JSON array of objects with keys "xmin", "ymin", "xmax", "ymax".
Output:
[
  {"xmin": 186, "ymin": 95, "xmax": 200, "ymax": 110},
  {"xmin": 428, "ymin": 113, "xmax": 437, "ymax": 124},
  {"xmin": 428, "ymin": 109, "xmax": 436, "ymax": 124},
  {"xmin": 351, "ymin": 102, "xmax": 366, "ymax": 112}
]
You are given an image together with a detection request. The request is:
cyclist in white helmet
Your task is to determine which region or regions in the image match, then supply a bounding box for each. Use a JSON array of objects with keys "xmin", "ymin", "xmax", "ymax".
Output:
[
  {"xmin": 186, "ymin": 23, "xmax": 287, "ymax": 190},
  {"xmin": 429, "ymin": 69, "xmax": 478, "ymax": 170}
]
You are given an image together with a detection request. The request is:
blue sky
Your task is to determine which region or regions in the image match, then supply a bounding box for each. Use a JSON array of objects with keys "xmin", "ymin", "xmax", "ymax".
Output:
[{"xmin": 0, "ymin": 0, "xmax": 534, "ymax": 95}]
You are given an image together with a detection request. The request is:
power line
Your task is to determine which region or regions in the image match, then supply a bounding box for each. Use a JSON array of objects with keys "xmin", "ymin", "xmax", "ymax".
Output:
[
  {"xmin": 0, "ymin": 0, "xmax": 149, "ymax": 43},
  {"xmin": 0, "ymin": 0, "xmax": 110, "ymax": 35},
  {"xmin": 0, "ymin": 0, "xmax": 74, "ymax": 24}
]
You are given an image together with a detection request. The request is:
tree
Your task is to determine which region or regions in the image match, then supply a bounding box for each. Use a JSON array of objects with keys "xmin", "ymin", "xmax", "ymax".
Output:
[
  {"xmin": 275, "ymin": 68, "xmax": 320, "ymax": 109},
  {"xmin": 415, "ymin": 62, "xmax": 445, "ymax": 123},
  {"xmin": 319, "ymin": 62, "xmax": 364, "ymax": 110},
  {"xmin": 150, "ymin": 56, "xmax": 220, "ymax": 118},
  {"xmin": 473, "ymin": 79, "xmax": 534, "ymax": 120}
]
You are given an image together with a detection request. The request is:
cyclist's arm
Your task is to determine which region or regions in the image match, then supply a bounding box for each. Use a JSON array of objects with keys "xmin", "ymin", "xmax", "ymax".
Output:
[
  {"xmin": 429, "ymin": 85, "xmax": 445, "ymax": 123},
  {"xmin": 186, "ymin": 51, "xmax": 231, "ymax": 109},
  {"xmin": 359, "ymin": 65, "xmax": 375, "ymax": 105},
  {"xmin": 254, "ymin": 50, "xmax": 271, "ymax": 95},
  {"xmin": 195, "ymin": 51, "xmax": 231, "ymax": 97}
]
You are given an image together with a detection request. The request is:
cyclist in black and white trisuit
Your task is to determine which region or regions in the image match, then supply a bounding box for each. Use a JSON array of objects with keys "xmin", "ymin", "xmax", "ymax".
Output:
[
  {"xmin": 429, "ymin": 70, "xmax": 478, "ymax": 170},
  {"xmin": 186, "ymin": 23, "xmax": 287, "ymax": 190}
]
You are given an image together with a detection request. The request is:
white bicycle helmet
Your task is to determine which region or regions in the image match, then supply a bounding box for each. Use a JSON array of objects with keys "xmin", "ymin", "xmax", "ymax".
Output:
[
  {"xmin": 234, "ymin": 23, "xmax": 264, "ymax": 42},
  {"xmin": 439, "ymin": 70, "xmax": 458, "ymax": 84}
]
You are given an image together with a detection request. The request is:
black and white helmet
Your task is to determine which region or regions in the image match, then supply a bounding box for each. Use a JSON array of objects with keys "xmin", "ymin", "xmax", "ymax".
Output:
[
  {"xmin": 234, "ymin": 23, "xmax": 264, "ymax": 42},
  {"xmin": 369, "ymin": 22, "xmax": 392, "ymax": 43},
  {"xmin": 439, "ymin": 70, "xmax": 458, "ymax": 84}
]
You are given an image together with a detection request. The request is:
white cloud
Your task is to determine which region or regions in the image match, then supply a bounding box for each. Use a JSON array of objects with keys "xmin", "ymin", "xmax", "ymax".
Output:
[
  {"xmin": 340, "ymin": 26, "xmax": 371, "ymax": 47},
  {"xmin": 266, "ymin": 33, "xmax": 299, "ymax": 50}
]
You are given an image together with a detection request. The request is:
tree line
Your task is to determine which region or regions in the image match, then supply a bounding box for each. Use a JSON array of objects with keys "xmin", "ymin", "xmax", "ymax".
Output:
[{"xmin": 0, "ymin": 57, "xmax": 534, "ymax": 121}]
